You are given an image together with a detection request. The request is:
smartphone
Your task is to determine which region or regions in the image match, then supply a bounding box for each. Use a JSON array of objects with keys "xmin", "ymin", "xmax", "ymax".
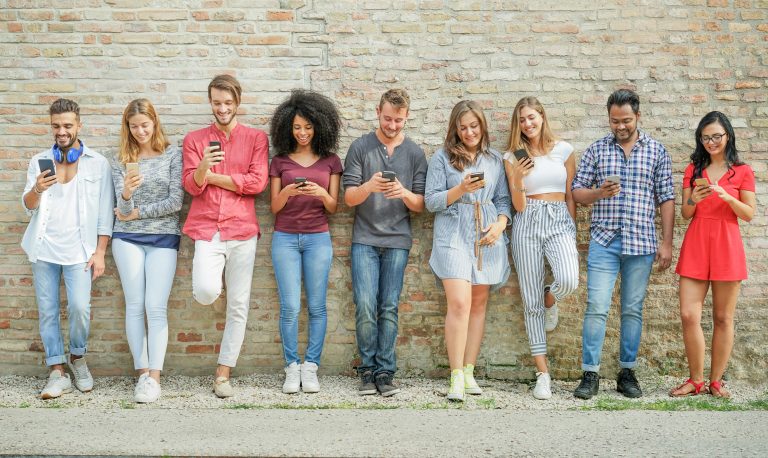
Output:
[
  {"xmin": 381, "ymin": 171, "xmax": 396, "ymax": 182},
  {"xmin": 209, "ymin": 141, "xmax": 223, "ymax": 163},
  {"xmin": 513, "ymin": 149, "xmax": 529, "ymax": 161},
  {"xmin": 38, "ymin": 158, "xmax": 55, "ymax": 177},
  {"xmin": 294, "ymin": 176, "xmax": 307, "ymax": 188},
  {"xmin": 470, "ymin": 172, "xmax": 485, "ymax": 182},
  {"xmin": 126, "ymin": 162, "xmax": 139, "ymax": 175},
  {"xmin": 694, "ymin": 178, "xmax": 710, "ymax": 187},
  {"xmin": 605, "ymin": 175, "xmax": 621, "ymax": 184}
]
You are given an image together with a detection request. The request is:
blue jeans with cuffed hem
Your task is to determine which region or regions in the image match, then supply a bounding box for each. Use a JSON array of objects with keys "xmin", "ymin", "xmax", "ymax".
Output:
[
  {"xmin": 351, "ymin": 243, "xmax": 409, "ymax": 377},
  {"xmin": 581, "ymin": 236, "xmax": 654, "ymax": 373},
  {"xmin": 271, "ymin": 231, "xmax": 332, "ymax": 367},
  {"xmin": 32, "ymin": 260, "xmax": 92, "ymax": 367}
]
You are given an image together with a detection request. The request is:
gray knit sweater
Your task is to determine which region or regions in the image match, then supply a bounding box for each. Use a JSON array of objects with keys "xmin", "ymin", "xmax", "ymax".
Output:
[{"xmin": 111, "ymin": 145, "xmax": 183, "ymax": 235}]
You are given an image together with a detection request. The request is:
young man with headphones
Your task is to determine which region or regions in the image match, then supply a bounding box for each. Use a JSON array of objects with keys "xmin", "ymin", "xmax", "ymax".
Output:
[{"xmin": 22, "ymin": 98, "xmax": 115, "ymax": 399}]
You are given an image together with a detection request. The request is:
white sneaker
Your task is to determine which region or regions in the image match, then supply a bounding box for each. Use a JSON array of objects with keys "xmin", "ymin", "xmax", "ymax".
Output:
[
  {"xmin": 135, "ymin": 375, "xmax": 161, "ymax": 403},
  {"xmin": 133, "ymin": 373, "xmax": 149, "ymax": 401},
  {"xmin": 300, "ymin": 362, "xmax": 320, "ymax": 393},
  {"xmin": 447, "ymin": 369, "xmax": 465, "ymax": 402},
  {"xmin": 463, "ymin": 364, "xmax": 483, "ymax": 395},
  {"xmin": 67, "ymin": 357, "xmax": 93, "ymax": 392},
  {"xmin": 40, "ymin": 369, "xmax": 72, "ymax": 399},
  {"xmin": 533, "ymin": 372, "xmax": 552, "ymax": 400},
  {"xmin": 282, "ymin": 362, "xmax": 301, "ymax": 394},
  {"xmin": 544, "ymin": 304, "xmax": 559, "ymax": 332}
]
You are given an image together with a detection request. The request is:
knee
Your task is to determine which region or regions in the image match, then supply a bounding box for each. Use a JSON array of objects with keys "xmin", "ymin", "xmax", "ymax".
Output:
[
  {"xmin": 307, "ymin": 303, "xmax": 327, "ymax": 320},
  {"xmin": 559, "ymin": 274, "xmax": 579, "ymax": 297},
  {"xmin": 712, "ymin": 311, "xmax": 734, "ymax": 330},
  {"xmin": 680, "ymin": 309, "xmax": 701, "ymax": 328},
  {"xmin": 68, "ymin": 299, "xmax": 90, "ymax": 320},
  {"xmin": 193, "ymin": 286, "xmax": 220, "ymax": 306}
]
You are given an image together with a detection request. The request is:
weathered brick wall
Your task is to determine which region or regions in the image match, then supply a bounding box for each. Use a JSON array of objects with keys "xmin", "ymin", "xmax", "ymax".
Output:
[{"xmin": 1, "ymin": 1, "xmax": 765, "ymax": 380}]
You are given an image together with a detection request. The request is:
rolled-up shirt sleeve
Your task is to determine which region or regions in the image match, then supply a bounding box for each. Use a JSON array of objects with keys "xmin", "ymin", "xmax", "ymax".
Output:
[
  {"xmin": 571, "ymin": 146, "xmax": 597, "ymax": 191},
  {"xmin": 231, "ymin": 130, "xmax": 268, "ymax": 196},
  {"xmin": 342, "ymin": 143, "xmax": 363, "ymax": 189},
  {"xmin": 492, "ymin": 161, "xmax": 512, "ymax": 222},
  {"xmin": 22, "ymin": 156, "xmax": 39, "ymax": 216},
  {"xmin": 411, "ymin": 152, "xmax": 428, "ymax": 195},
  {"xmin": 654, "ymin": 145, "xmax": 675, "ymax": 205},
  {"xmin": 183, "ymin": 134, "xmax": 207, "ymax": 196}
]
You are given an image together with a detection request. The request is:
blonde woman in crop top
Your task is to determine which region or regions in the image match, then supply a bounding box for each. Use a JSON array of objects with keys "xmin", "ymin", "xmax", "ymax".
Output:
[{"xmin": 503, "ymin": 96, "xmax": 579, "ymax": 400}]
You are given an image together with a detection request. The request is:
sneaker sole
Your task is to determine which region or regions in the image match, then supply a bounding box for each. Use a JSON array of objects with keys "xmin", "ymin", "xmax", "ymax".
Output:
[
  {"xmin": 282, "ymin": 387, "xmax": 300, "ymax": 394},
  {"xmin": 617, "ymin": 387, "xmax": 642, "ymax": 398},
  {"xmin": 379, "ymin": 388, "xmax": 400, "ymax": 397},
  {"xmin": 301, "ymin": 387, "xmax": 320, "ymax": 393},
  {"xmin": 465, "ymin": 387, "xmax": 483, "ymax": 395},
  {"xmin": 533, "ymin": 392, "xmax": 552, "ymax": 400},
  {"xmin": 358, "ymin": 389, "xmax": 378, "ymax": 396},
  {"xmin": 573, "ymin": 391, "xmax": 596, "ymax": 400},
  {"xmin": 41, "ymin": 387, "xmax": 72, "ymax": 400},
  {"xmin": 447, "ymin": 395, "xmax": 464, "ymax": 402}
]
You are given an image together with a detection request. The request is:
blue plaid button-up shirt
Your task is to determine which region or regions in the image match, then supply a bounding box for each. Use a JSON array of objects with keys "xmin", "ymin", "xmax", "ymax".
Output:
[{"xmin": 572, "ymin": 130, "xmax": 674, "ymax": 256}]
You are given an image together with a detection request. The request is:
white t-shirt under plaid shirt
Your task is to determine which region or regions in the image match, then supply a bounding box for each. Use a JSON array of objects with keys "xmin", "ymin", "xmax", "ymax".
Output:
[{"xmin": 572, "ymin": 130, "xmax": 674, "ymax": 256}]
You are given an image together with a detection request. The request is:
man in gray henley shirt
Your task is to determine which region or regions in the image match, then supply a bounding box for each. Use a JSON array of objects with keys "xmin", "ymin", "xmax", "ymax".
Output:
[{"xmin": 342, "ymin": 89, "xmax": 428, "ymax": 397}]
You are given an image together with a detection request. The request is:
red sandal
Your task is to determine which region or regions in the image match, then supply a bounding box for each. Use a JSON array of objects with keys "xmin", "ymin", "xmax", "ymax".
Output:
[
  {"xmin": 709, "ymin": 380, "xmax": 731, "ymax": 399},
  {"xmin": 669, "ymin": 378, "xmax": 707, "ymax": 397}
]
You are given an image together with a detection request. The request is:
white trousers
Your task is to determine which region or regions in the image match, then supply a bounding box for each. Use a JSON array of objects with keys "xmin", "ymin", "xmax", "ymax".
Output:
[{"xmin": 192, "ymin": 232, "xmax": 257, "ymax": 367}]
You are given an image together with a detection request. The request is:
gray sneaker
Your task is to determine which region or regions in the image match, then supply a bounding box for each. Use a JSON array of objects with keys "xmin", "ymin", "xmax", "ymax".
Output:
[
  {"xmin": 67, "ymin": 357, "xmax": 93, "ymax": 392},
  {"xmin": 375, "ymin": 373, "xmax": 400, "ymax": 397},
  {"xmin": 358, "ymin": 370, "xmax": 377, "ymax": 396}
]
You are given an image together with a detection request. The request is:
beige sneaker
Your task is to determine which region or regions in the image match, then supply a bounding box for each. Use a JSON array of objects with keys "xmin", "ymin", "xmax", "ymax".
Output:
[
  {"xmin": 463, "ymin": 364, "xmax": 483, "ymax": 395},
  {"xmin": 41, "ymin": 369, "xmax": 72, "ymax": 400},
  {"xmin": 213, "ymin": 376, "xmax": 234, "ymax": 398}
]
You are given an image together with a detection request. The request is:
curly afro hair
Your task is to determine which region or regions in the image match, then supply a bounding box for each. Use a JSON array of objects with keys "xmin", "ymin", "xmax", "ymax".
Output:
[{"xmin": 269, "ymin": 89, "xmax": 342, "ymax": 157}]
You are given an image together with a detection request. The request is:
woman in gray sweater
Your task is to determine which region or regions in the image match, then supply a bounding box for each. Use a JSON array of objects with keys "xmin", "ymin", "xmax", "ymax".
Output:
[{"xmin": 111, "ymin": 99, "xmax": 183, "ymax": 403}]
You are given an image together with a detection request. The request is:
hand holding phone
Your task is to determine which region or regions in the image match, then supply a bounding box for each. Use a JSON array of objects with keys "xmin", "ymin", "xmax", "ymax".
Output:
[
  {"xmin": 209, "ymin": 141, "xmax": 224, "ymax": 163},
  {"xmin": 605, "ymin": 175, "xmax": 621, "ymax": 184},
  {"xmin": 294, "ymin": 176, "xmax": 307, "ymax": 188},
  {"xmin": 694, "ymin": 178, "xmax": 710, "ymax": 187},
  {"xmin": 34, "ymin": 158, "xmax": 58, "ymax": 194},
  {"xmin": 512, "ymin": 149, "xmax": 533, "ymax": 170},
  {"xmin": 381, "ymin": 171, "xmax": 396, "ymax": 182},
  {"xmin": 470, "ymin": 172, "xmax": 485, "ymax": 188},
  {"xmin": 126, "ymin": 162, "xmax": 139, "ymax": 176}
]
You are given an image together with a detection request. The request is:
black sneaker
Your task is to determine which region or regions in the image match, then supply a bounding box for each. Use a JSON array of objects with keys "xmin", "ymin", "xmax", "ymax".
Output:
[
  {"xmin": 574, "ymin": 371, "xmax": 600, "ymax": 399},
  {"xmin": 358, "ymin": 370, "xmax": 377, "ymax": 396},
  {"xmin": 374, "ymin": 373, "xmax": 400, "ymax": 397},
  {"xmin": 616, "ymin": 368, "xmax": 642, "ymax": 398}
]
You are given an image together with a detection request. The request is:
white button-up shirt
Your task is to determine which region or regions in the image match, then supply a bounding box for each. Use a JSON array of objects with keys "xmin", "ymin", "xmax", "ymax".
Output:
[{"xmin": 21, "ymin": 145, "xmax": 115, "ymax": 263}]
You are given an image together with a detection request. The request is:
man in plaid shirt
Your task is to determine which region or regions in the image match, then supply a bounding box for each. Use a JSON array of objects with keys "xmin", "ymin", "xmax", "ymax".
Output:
[{"xmin": 571, "ymin": 89, "xmax": 675, "ymax": 400}]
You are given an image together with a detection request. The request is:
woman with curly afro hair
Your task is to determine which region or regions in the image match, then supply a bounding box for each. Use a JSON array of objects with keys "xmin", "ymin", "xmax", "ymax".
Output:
[{"xmin": 268, "ymin": 90, "xmax": 343, "ymax": 394}]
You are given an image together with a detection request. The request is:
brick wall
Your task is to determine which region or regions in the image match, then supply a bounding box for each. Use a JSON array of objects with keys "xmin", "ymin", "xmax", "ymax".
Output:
[{"xmin": 0, "ymin": 1, "xmax": 765, "ymax": 380}]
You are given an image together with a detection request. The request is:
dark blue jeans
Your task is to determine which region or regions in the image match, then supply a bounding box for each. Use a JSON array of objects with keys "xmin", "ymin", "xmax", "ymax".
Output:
[{"xmin": 351, "ymin": 243, "xmax": 409, "ymax": 376}]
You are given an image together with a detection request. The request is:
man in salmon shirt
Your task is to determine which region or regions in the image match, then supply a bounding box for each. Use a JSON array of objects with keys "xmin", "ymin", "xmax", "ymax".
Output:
[{"xmin": 182, "ymin": 74, "xmax": 269, "ymax": 398}]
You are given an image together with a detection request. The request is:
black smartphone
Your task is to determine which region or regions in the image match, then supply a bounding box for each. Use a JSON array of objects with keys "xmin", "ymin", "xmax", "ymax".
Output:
[
  {"xmin": 381, "ymin": 171, "xmax": 396, "ymax": 182},
  {"xmin": 38, "ymin": 158, "xmax": 55, "ymax": 177},
  {"xmin": 470, "ymin": 172, "xmax": 484, "ymax": 182},
  {"xmin": 294, "ymin": 176, "xmax": 307, "ymax": 187},
  {"xmin": 209, "ymin": 141, "xmax": 223, "ymax": 163},
  {"xmin": 513, "ymin": 149, "xmax": 529, "ymax": 161}
]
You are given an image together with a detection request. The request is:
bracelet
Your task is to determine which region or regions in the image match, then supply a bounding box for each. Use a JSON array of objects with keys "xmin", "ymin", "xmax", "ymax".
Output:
[
  {"xmin": 512, "ymin": 185, "xmax": 527, "ymax": 193},
  {"xmin": 686, "ymin": 198, "xmax": 696, "ymax": 206},
  {"xmin": 33, "ymin": 185, "xmax": 43, "ymax": 194}
]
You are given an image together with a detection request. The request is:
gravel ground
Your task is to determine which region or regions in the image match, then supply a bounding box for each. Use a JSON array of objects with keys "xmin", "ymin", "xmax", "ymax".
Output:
[{"xmin": 1, "ymin": 372, "xmax": 765, "ymax": 409}]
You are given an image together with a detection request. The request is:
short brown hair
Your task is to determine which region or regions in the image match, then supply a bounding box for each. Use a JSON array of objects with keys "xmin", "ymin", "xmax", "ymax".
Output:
[
  {"xmin": 379, "ymin": 89, "xmax": 410, "ymax": 111},
  {"xmin": 208, "ymin": 74, "xmax": 242, "ymax": 106},
  {"xmin": 49, "ymin": 98, "xmax": 80, "ymax": 120}
]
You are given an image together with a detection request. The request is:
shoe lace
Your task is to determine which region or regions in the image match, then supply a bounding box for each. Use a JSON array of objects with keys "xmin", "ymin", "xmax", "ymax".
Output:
[
  {"xmin": 71, "ymin": 360, "xmax": 89, "ymax": 379},
  {"xmin": 377, "ymin": 374, "xmax": 393, "ymax": 386},
  {"xmin": 583, "ymin": 372, "xmax": 598, "ymax": 384},
  {"xmin": 362, "ymin": 371, "xmax": 375, "ymax": 384},
  {"xmin": 621, "ymin": 370, "xmax": 640, "ymax": 389}
]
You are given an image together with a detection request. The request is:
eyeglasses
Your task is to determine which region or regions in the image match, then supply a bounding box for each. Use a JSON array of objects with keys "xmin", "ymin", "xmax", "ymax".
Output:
[{"xmin": 700, "ymin": 133, "xmax": 726, "ymax": 144}]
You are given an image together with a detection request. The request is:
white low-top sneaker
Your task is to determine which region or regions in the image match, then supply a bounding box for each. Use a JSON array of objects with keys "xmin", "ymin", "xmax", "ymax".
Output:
[
  {"xmin": 544, "ymin": 304, "xmax": 559, "ymax": 332},
  {"xmin": 300, "ymin": 362, "xmax": 320, "ymax": 393},
  {"xmin": 282, "ymin": 362, "xmax": 301, "ymax": 394},
  {"xmin": 135, "ymin": 376, "xmax": 161, "ymax": 403},
  {"xmin": 533, "ymin": 371, "xmax": 552, "ymax": 400},
  {"xmin": 40, "ymin": 369, "xmax": 72, "ymax": 400},
  {"xmin": 133, "ymin": 373, "xmax": 149, "ymax": 401},
  {"xmin": 67, "ymin": 357, "xmax": 93, "ymax": 392}
]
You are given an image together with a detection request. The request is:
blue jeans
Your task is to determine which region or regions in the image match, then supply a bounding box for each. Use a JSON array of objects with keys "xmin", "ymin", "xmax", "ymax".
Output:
[
  {"xmin": 351, "ymin": 243, "xmax": 409, "ymax": 376},
  {"xmin": 271, "ymin": 231, "xmax": 332, "ymax": 366},
  {"xmin": 32, "ymin": 260, "xmax": 92, "ymax": 366},
  {"xmin": 582, "ymin": 236, "xmax": 655, "ymax": 372}
]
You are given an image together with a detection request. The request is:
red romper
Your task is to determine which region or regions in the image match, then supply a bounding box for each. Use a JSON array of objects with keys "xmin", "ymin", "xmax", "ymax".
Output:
[{"xmin": 676, "ymin": 163, "xmax": 755, "ymax": 281}]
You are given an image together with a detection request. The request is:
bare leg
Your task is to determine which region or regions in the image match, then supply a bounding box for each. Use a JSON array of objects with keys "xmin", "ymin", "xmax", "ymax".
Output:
[
  {"xmin": 463, "ymin": 285, "xmax": 490, "ymax": 366},
  {"xmin": 709, "ymin": 280, "xmax": 740, "ymax": 382},
  {"xmin": 671, "ymin": 277, "xmax": 709, "ymax": 396},
  {"xmin": 443, "ymin": 279, "xmax": 473, "ymax": 371},
  {"xmin": 533, "ymin": 355, "xmax": 548, "ymax": 373}
]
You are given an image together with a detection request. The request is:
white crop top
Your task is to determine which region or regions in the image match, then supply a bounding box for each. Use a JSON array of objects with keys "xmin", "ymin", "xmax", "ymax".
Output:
[{"xmin": 503, "ymin": 141, "xmax": 574, "ymax": 196}]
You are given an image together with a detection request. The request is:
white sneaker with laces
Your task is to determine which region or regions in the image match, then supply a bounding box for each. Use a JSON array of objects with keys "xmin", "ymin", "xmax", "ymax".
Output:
[
  {"xmin": 282, "ymin": 362, "xmax": 301, "ymax": 394},
  {"xmin": 67, "ymin": 357, "xmax": 93, "ymax": 392},
  {"xmin": 533, "ymin": 371, "xmax": 552, "ymax": 400},
  {"xmin": 300, "ymin": 362, "xmax": 320, "ymax": 393},
  {"xmin": 463, "ymin": 364, "xmax": 483, "ymax": 395},
  {"xmin": 447, "ymin": 369, "xmax": 465, "ymax": 402},
  {"xmin": 544, "ymin": 304, "xmax": 559, "ymax": 332},
  {"xmin": 133, "ymin": 373, "xmax": 149, "ymax": 401},
  {"xmin": 40, "ymin": 369, "xmax": 72, "ymax": 399},
  {"xmin": 135, "ymin": 376, "xmax": 161, "ymax": 403}
]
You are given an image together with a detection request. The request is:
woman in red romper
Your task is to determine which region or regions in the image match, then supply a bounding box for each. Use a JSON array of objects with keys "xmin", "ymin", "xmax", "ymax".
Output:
[{"xmin": 671, "ymin": 111, "xmax": 756, "ymax": 398}]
